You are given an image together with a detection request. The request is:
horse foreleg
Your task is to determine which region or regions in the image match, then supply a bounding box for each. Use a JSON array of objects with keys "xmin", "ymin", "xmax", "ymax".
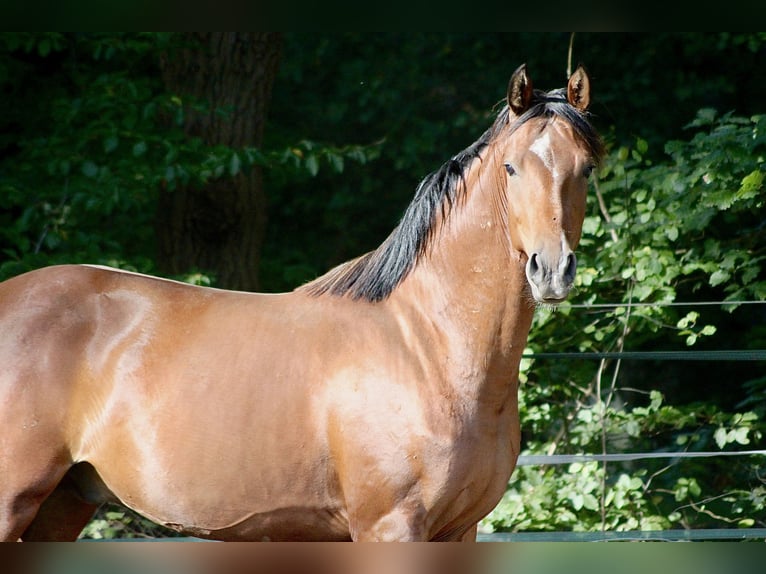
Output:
[
  {"xmin": 0, "ymin": 481, "xmax": 97, "ymax": 542},
  {"xmin": 350, "ymin": 506, "xmax": 428, "ymax": 542},
  {"xmin": 0, "ymin": 494, "xmax": 40, "ymax": 542},
  {"xmin": 0, "ymin": 463, "xmax": 68, "ymax": 542},
  {"xmin": 459, "ymin": 523, "xmax": 478, "ymax": 542},
  {"xmin": 0, "ymin": 446, "xmax": 97, "ymax": 541},
  {"xmin": 20, "ymin": 474, "xmax": 100, "ymax": 541}
]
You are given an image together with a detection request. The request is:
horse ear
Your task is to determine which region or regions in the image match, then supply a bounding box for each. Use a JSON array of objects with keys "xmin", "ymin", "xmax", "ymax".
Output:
[
  {"xmin": 508, "ymin": 63, "xmax": 533, "ymax": 115},
  {"xmin": 567, "ymin": 65, "xmax": 591, "ymax": 112}
]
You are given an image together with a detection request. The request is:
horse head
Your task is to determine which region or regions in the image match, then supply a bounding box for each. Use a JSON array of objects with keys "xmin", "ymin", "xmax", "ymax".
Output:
[{"xmin": 499, "ymin": 63, "xmax": 601, "ymax": 304}]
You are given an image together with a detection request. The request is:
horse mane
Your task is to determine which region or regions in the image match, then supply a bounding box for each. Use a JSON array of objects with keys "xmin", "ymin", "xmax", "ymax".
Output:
[{"xmin": 298, "ymin": 88, "xmax": 604, "ymax": 303}]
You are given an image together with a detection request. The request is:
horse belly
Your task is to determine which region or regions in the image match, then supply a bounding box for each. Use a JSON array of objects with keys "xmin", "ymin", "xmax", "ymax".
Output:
[
  {"xmin": 90, "ymin": 451, "xmax": 350, "ymax": 541},
  {"xmin": 82, "ymin": 363, "xmax": 347, "ymax": 540}
]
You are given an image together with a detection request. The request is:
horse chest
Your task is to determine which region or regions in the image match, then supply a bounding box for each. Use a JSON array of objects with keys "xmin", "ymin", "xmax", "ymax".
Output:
[{"xmin": 451, "ymin": 427, "xmax": 515, "ymax": 498}]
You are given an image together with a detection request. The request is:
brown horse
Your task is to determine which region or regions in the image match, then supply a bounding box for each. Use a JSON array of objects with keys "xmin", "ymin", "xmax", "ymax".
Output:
[{"xmin": 0, "ymin": 64, "xmax": 603, "ymax": 541}]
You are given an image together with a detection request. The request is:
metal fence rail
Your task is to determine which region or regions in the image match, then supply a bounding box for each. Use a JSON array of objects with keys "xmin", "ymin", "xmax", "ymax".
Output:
[
  {"xmin": 525, "ymin": 350, "xmax": 766, "ymax": 361},
  {"xmin": 517, "ymin": 450, "xmax": 766, "ymax": 466}
]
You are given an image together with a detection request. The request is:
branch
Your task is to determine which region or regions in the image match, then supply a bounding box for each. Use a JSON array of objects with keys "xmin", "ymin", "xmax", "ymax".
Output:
[{"xmin": 593, "ymin": 177, "xmax": 618, "ymax": 243}]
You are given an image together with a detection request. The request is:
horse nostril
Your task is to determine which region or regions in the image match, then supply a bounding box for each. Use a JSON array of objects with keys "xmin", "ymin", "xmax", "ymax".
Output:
[
  {"xmin": 564, "ymin": 252, "xmax": 577, "ymax": 282},
  {"xmin": 528, "ymin": 253, "xmax": 540, "ymax": 276}
]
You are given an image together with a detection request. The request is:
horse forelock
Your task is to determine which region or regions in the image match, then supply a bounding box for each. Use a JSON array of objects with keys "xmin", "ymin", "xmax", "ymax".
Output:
[
  {"xmin": 298, "ymin": 88, "xmax": 602, "ymax": 303},
  {"xmin": 509, "ymin": 88, "xmax": 605, "ymax": 162}
]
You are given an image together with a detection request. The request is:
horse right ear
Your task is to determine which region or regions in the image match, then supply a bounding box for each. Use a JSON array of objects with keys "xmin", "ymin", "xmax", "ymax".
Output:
[
  {"xmin": 508, "ymin": 64, "xmax": 533, "ymax": 116},
  {"xmin": 567, "ymin": 65, "xmax": 591, "ymax": 112}
]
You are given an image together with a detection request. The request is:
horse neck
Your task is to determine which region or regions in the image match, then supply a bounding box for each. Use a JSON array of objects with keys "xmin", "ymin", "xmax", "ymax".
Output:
[{"xmin": 389, "ymin": 151, "xmax": 535, "ymax": 403}]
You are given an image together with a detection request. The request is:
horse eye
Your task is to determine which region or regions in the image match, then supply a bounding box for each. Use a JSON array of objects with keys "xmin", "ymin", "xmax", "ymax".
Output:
[
  {"xmin": 583, "ymin": 164, "xmax": 595, "ymax": 178},
  {"xmin": 504, "ymin": 163, "xmax": 516, "ymax": 177}
]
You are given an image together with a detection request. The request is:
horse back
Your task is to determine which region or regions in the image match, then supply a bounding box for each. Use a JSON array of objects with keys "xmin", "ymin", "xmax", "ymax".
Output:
[{"xmin": 0, "ymin": 265, "xmax": 234, "ymax": 456}]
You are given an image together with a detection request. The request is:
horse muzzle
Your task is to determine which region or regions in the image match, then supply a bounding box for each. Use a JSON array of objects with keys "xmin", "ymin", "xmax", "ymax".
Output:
[{"xmin": 525, "ymin": 249, "xmax": 577, "ymax": 304}]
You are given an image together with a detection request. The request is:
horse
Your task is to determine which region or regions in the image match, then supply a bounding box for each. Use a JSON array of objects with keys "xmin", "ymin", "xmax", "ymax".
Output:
[{"xmin": 0, "ymin": 64, "xmax": 603, "ymax": 541}]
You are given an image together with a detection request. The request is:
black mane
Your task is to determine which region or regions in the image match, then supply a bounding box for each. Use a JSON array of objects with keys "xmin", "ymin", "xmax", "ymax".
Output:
[{"xmin": 299, "ymin": 88, "xmax": 603, "ymax": 303}]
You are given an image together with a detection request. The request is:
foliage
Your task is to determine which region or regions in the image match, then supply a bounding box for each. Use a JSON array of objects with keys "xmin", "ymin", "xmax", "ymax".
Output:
[
  {"xmin": 484, "ymin": 389, "xmax": 764, "ymax": 533},
  {"xmin": 0, "ymin": 33, "xmax": 377, "ymax": 283},
  {"xmin": 0, "ymin": 33, "xmax": 160, "ymax": 277},
  {"xmin": 78, "ymin": 504, "xmax": 181, "ymax": 540}
]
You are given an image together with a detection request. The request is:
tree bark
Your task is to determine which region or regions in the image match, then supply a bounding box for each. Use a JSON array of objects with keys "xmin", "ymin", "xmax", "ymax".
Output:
[{"xmin": 156, "ymin": 32, "xmax": 282, "ymax": 291}]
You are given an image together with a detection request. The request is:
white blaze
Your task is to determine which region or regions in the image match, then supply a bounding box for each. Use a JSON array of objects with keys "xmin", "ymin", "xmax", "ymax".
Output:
[{"xmin": 529, "ymin": 132, "xmax": 559, "ymax": 181}]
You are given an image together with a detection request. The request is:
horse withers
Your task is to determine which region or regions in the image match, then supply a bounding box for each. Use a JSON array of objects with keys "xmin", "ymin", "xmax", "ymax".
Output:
[{"xmin": 0, "ymin": 64, "xmax": 603, "ymax": 541}]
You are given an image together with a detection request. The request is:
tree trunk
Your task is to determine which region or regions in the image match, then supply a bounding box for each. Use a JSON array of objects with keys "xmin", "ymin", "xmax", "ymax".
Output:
[{"xmin": 156, "ymin": 32, "xmax": 282, "ymax": 291}]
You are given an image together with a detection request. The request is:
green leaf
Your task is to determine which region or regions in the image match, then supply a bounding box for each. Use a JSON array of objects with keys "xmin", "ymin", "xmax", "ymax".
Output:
[
  {"xmin": 133, "ymin": 141, "xmax": 147, "ymax": 157},
  {"xmin": 329, "ymin": 153, "xmax": 344, "ymax": 173},
  {"xmin": 649, "ymin": 390, "xmax": 663, "ymax": 411},
  {"xmin": 38, "ymin": 38, "xmax": 51, "ymax": 57},
  {"xmin": 665, "ymin": 226, "xmax": 679, "ymax": 241},
  {"xmin": 305, "ymin": 154, "xmax": 319, "ymax": 176},
  {"xmin": 733, "ymin": 427, "xmax": 750, "ymax": 445},
  {"xmin": 689, "ymin": 107, "xmax": 717, "ymax": 127},
  {"xmin": 714, "ymin": 427, "xmax": 728, "ymax": 449},
  {"xmin": 582, "ymin": 493, "xmax": 600, "ymax": 511},
  {"xmin": 709, "ymin": 269, "xmax": 729, "ymax": 287},
  {"xmin": 229, "ymin": 152, "xmax": 241, "ymax": 176},
  {"xmin": 688, "ymin": 479, "xmax": 701, "ymax": 498},
  {"xmin": 104, "ymin": 135, "xmax": 119, "ymax": 153},
  {"xmin": 738, "ymin": 170, "xmax": 763, "ymax": 199},
  {"xmin": 81, "ymin": 161, "xmax": 99, "ymax": 178},
  {"xmin": 676, "ymin": 311, "xmax": 699, "ymax": 329}
]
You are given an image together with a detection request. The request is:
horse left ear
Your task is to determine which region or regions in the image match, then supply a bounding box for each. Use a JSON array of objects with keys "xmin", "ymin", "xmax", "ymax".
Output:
[
  {"xmin": 508, "ymin": 63, "xmax": 534, "ymax": 115},
  {"xmin": 567, "ymin": 65, "xmax": 591, "ymax": 112}
]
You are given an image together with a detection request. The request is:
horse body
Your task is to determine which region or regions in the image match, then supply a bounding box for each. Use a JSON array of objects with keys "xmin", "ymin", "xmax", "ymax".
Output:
[
  {"xmin": 0, "ymin": 259, "xmax": 525, "ymax": 541},
  {"xmin": 0, "ymin": 64, "xmax": 602, "ymax": 541}
]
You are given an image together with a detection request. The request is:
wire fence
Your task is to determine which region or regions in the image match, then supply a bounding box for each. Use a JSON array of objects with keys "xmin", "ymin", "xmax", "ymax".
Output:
[
  {"xmin": 566, "ymin": 300, "xmax": 766, "ymax": 309},
  {"xmin": 525, "ymin": 350, "xmax": 766, "ymax": 361},
  {"xmin": 482, "ymin": 453, "xmax": 766, "ymax": 542},
  {"xmin": 524, "ymin": 299, "xmax": 766, "ymax": 361},
  {"xmin": 486, "ymin": 299, "xmax": 766, "ymax": 542}
]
